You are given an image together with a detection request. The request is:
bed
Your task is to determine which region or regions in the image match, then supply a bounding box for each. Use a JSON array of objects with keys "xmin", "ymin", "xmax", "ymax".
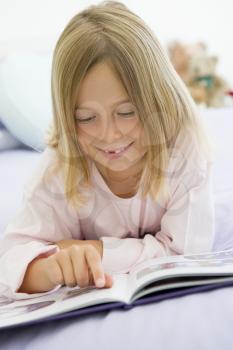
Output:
[{"xmin": 0, "ymin": 107, "xmax": 233, "ymax": 349}]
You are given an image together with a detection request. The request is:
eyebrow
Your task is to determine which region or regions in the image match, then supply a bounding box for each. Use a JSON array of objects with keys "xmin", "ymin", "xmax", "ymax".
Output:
[{"xmin": 76, "ymin": 99, "xmax": 131, "ymax": 110}]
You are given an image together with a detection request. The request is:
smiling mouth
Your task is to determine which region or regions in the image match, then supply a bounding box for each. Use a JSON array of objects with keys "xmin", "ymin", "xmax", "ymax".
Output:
[{"xmin": 97, "ymin": 142, "xmax": 134, "ymax": 154}]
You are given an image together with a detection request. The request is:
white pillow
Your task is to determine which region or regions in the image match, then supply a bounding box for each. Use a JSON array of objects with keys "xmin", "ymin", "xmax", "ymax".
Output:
[
  {"xmin": 200, "ymin": 107, "xmax": 233, "ymax": 251},
  {"xmin": 0, "ymin": 52, "xmax": 53, "ymax": 151},
  {"xmin": 0, "ymin": 119, "xmax": 23, "ymax": 151},
  {"xmin": 0, "ymin": 128, "xmax": 23, "ymax": 151}
]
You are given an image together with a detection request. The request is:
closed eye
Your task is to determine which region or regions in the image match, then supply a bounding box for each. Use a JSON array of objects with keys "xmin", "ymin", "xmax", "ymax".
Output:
[
  {"xmin": 76, "ymin": 116, "xmax": 96, "ymax": 123},
  {"xmin": 118, "ymin": 111, "xmax": 135, "ymax": 116},
  {"xmin": 76, "ymin": 111, "xmax": 135, "ymax": 123}
]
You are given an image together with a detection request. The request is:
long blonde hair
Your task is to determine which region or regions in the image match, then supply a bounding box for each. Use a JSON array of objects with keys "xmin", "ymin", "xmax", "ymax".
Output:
[{"xmin": 45, "ymin": 0, "xmax": 215, "ymax": 209}]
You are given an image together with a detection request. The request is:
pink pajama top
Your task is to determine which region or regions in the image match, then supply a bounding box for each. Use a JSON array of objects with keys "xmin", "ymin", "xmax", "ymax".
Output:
[{"xmin": 0, "ymin": 128, "xmax": 215, "ymax": 300}]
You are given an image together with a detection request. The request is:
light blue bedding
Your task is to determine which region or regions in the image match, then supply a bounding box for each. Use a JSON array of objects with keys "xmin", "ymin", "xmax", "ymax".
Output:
[{"xmin": 0, "ymin": 288, "xmax": 233, "ymax": 350}]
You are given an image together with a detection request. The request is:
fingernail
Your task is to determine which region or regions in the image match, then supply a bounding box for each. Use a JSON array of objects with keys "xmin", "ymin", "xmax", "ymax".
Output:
[{"xmin": 96, "ymin": 278, "xmax": 105, "ymax": 288}]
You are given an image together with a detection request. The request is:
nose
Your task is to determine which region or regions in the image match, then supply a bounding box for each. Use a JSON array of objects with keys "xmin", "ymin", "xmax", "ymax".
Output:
[{"xmin": 99, "ymin": 115, "xmax": 123, "ymax": 144}]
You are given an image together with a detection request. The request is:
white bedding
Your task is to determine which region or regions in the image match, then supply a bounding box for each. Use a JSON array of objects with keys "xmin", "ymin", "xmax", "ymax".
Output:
[{"xmin": 0, "ymin": 107, "xmax": 233, "ymax": 349}]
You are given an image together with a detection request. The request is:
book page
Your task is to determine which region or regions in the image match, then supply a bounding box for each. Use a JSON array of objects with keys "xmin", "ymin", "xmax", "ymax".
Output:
[
  {"xmin": 0, "ymin": 273, "xmax": 129, "ymax": 330},
  {"xmin": 131, "ymin": 275, "xmax": 233, "ymax": 303},
  {"xmin": 127, "ymin": 248, "xmax": 233, "ymax": 300}
]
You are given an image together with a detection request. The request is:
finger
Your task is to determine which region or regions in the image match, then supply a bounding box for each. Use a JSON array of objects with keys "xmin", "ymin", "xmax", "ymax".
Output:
[
  {"xmin": 70, "ymin": 246, "xmax": 89, "ymax": 288},
  {"xmin": 55, "ymin": 249, "xmax": 77, "ymax": 287},
  {"xmin": 88, "ymin": 271, "xmax": 113, "ymax": 288},
  {"xmin": 104, "ymin": 273, "xmax": 114, "ymax": 288},
  {"xmin": 85, "ymin": 245, "xmax": 105, "ymax": 288},
  {"xmin": 46, "ymin": 254, "xmax": 65, "ymax": 287},
  {"xmin": 86, "ymin": 260, "xmax": 112, "ymax": 288},
  {"xmin": 88, "ymin": 266, "xmax": 95, "ymax": 286}
]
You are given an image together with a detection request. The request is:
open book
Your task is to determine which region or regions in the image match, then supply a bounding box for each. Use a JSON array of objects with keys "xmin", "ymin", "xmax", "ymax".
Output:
[{"xmin": 1, "ymin": 247, "xmax": 233, "ymax": 330}]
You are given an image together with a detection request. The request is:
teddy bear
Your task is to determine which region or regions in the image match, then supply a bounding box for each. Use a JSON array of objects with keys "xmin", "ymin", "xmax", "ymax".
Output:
[
  {"xmin": 187, "ymin": 50, "xmax": 229, "ymax": 107},
  {"xmin": 167, "ymin": 40, "xmax": 229, "ymax": 107}
]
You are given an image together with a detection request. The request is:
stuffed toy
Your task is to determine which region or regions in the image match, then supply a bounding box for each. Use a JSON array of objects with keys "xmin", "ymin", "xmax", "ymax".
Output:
[{"xmin": 167, "ymin": 41, "xmax": 230, "ymax": 107}]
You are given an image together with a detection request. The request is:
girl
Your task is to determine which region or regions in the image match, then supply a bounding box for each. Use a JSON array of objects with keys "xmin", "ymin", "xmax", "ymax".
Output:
[{"xmin": 0, "ymin": 0, "xmax": 215, "ymax": 300}]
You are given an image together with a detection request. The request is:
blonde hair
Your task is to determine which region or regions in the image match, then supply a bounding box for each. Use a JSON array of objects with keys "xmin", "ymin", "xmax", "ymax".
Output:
[{"xmin": 45, "ymin": 0, "xmax": 215, "ymax": 209}]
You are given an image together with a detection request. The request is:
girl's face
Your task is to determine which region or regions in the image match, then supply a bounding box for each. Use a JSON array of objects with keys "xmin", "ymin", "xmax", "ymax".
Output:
[{"xmin": 75, "ymin": 61, "xmax": 147, "ymax": 176}]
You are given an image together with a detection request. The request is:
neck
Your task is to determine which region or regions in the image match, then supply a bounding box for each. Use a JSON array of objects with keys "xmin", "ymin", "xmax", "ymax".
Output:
[{"xmin": 95, "ymin": 156, "xmax": 146, "ymax": 185}]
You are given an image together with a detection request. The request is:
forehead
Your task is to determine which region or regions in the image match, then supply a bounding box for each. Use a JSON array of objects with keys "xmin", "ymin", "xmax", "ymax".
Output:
[{"xmin": 76, "ymin": 61, "xmax": 129, "ymax": 109}]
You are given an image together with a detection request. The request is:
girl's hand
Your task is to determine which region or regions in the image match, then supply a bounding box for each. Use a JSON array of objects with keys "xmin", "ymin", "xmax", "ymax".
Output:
[
  {"xmin": 56, "ymin": 239, "xmax": 103, "ymax": 259},
  {"xmin": 43, "ymin": 244, "xmax": 113, "ymax": 289}
]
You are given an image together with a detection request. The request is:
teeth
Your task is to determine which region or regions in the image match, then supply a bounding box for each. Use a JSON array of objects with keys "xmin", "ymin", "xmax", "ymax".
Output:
[
  {"xmin": 105, "ymin": 146, "xmax": 126, "ymax": 154},
  {"xmin": 101, "ymin": 142, "xmax": 133, "ymax": 154},
  {"xmin": 114, "ymin": 149, "xmax": 123, "ymax": 154}
]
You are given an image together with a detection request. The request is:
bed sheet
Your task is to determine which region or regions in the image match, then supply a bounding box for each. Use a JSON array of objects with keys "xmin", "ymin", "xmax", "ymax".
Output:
[
  {"xmin": 0, "ymin": 149, "xmax": 41, "ymax": 235},
  {"xmin": 0, "ymin": 287, "xmax": 232, "ymax": 350},
  {"xmin": 0, "ymin": 108, "xmax": 233, "ymax": 349}
]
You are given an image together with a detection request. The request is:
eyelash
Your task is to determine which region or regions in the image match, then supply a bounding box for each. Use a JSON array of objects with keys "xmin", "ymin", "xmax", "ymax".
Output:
[{"xmin": 76, "ymin": 111, "xmax": 135, "ymax": 123}]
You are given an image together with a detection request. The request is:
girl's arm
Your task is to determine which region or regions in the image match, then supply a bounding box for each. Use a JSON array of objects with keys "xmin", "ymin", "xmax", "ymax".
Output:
[
  {"xmin": 97, "ymin": 161, "xmax": 215, "ymax": 275},
  {"xmin": 0, "ymin": 148, "xmax": 81, "ymax": 300}
]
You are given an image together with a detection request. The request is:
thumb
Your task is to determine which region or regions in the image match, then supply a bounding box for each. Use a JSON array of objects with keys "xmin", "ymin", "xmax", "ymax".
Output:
[{"xmin": 40, "ymin": 255, "xmax": 64, "ymax": 289}]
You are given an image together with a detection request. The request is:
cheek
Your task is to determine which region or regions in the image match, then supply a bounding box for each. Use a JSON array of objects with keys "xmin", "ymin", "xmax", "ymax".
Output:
[
  {"xmin": 75, "ymin": 130, "xmax": 93, "ymax": 156},
  {"xmin": 118, "ymin": 118, "xmax": 142, "ymax": 137},
  {"xmin": 76, "ymin": 126, "xmax": 96, "ymax": 145},
  {"xmin": 128, "ymin": 120, "xmax": 144, "ymax": 141}
]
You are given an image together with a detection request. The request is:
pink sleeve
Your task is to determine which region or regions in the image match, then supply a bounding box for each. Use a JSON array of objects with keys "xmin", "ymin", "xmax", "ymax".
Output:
[
  {"xmin": 100, "ymin": 162, "xmax": 215, "ymax": 274},
  {"xmin": 0, "ymin": 148, "xmax": 81, "ymax": 300}
]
